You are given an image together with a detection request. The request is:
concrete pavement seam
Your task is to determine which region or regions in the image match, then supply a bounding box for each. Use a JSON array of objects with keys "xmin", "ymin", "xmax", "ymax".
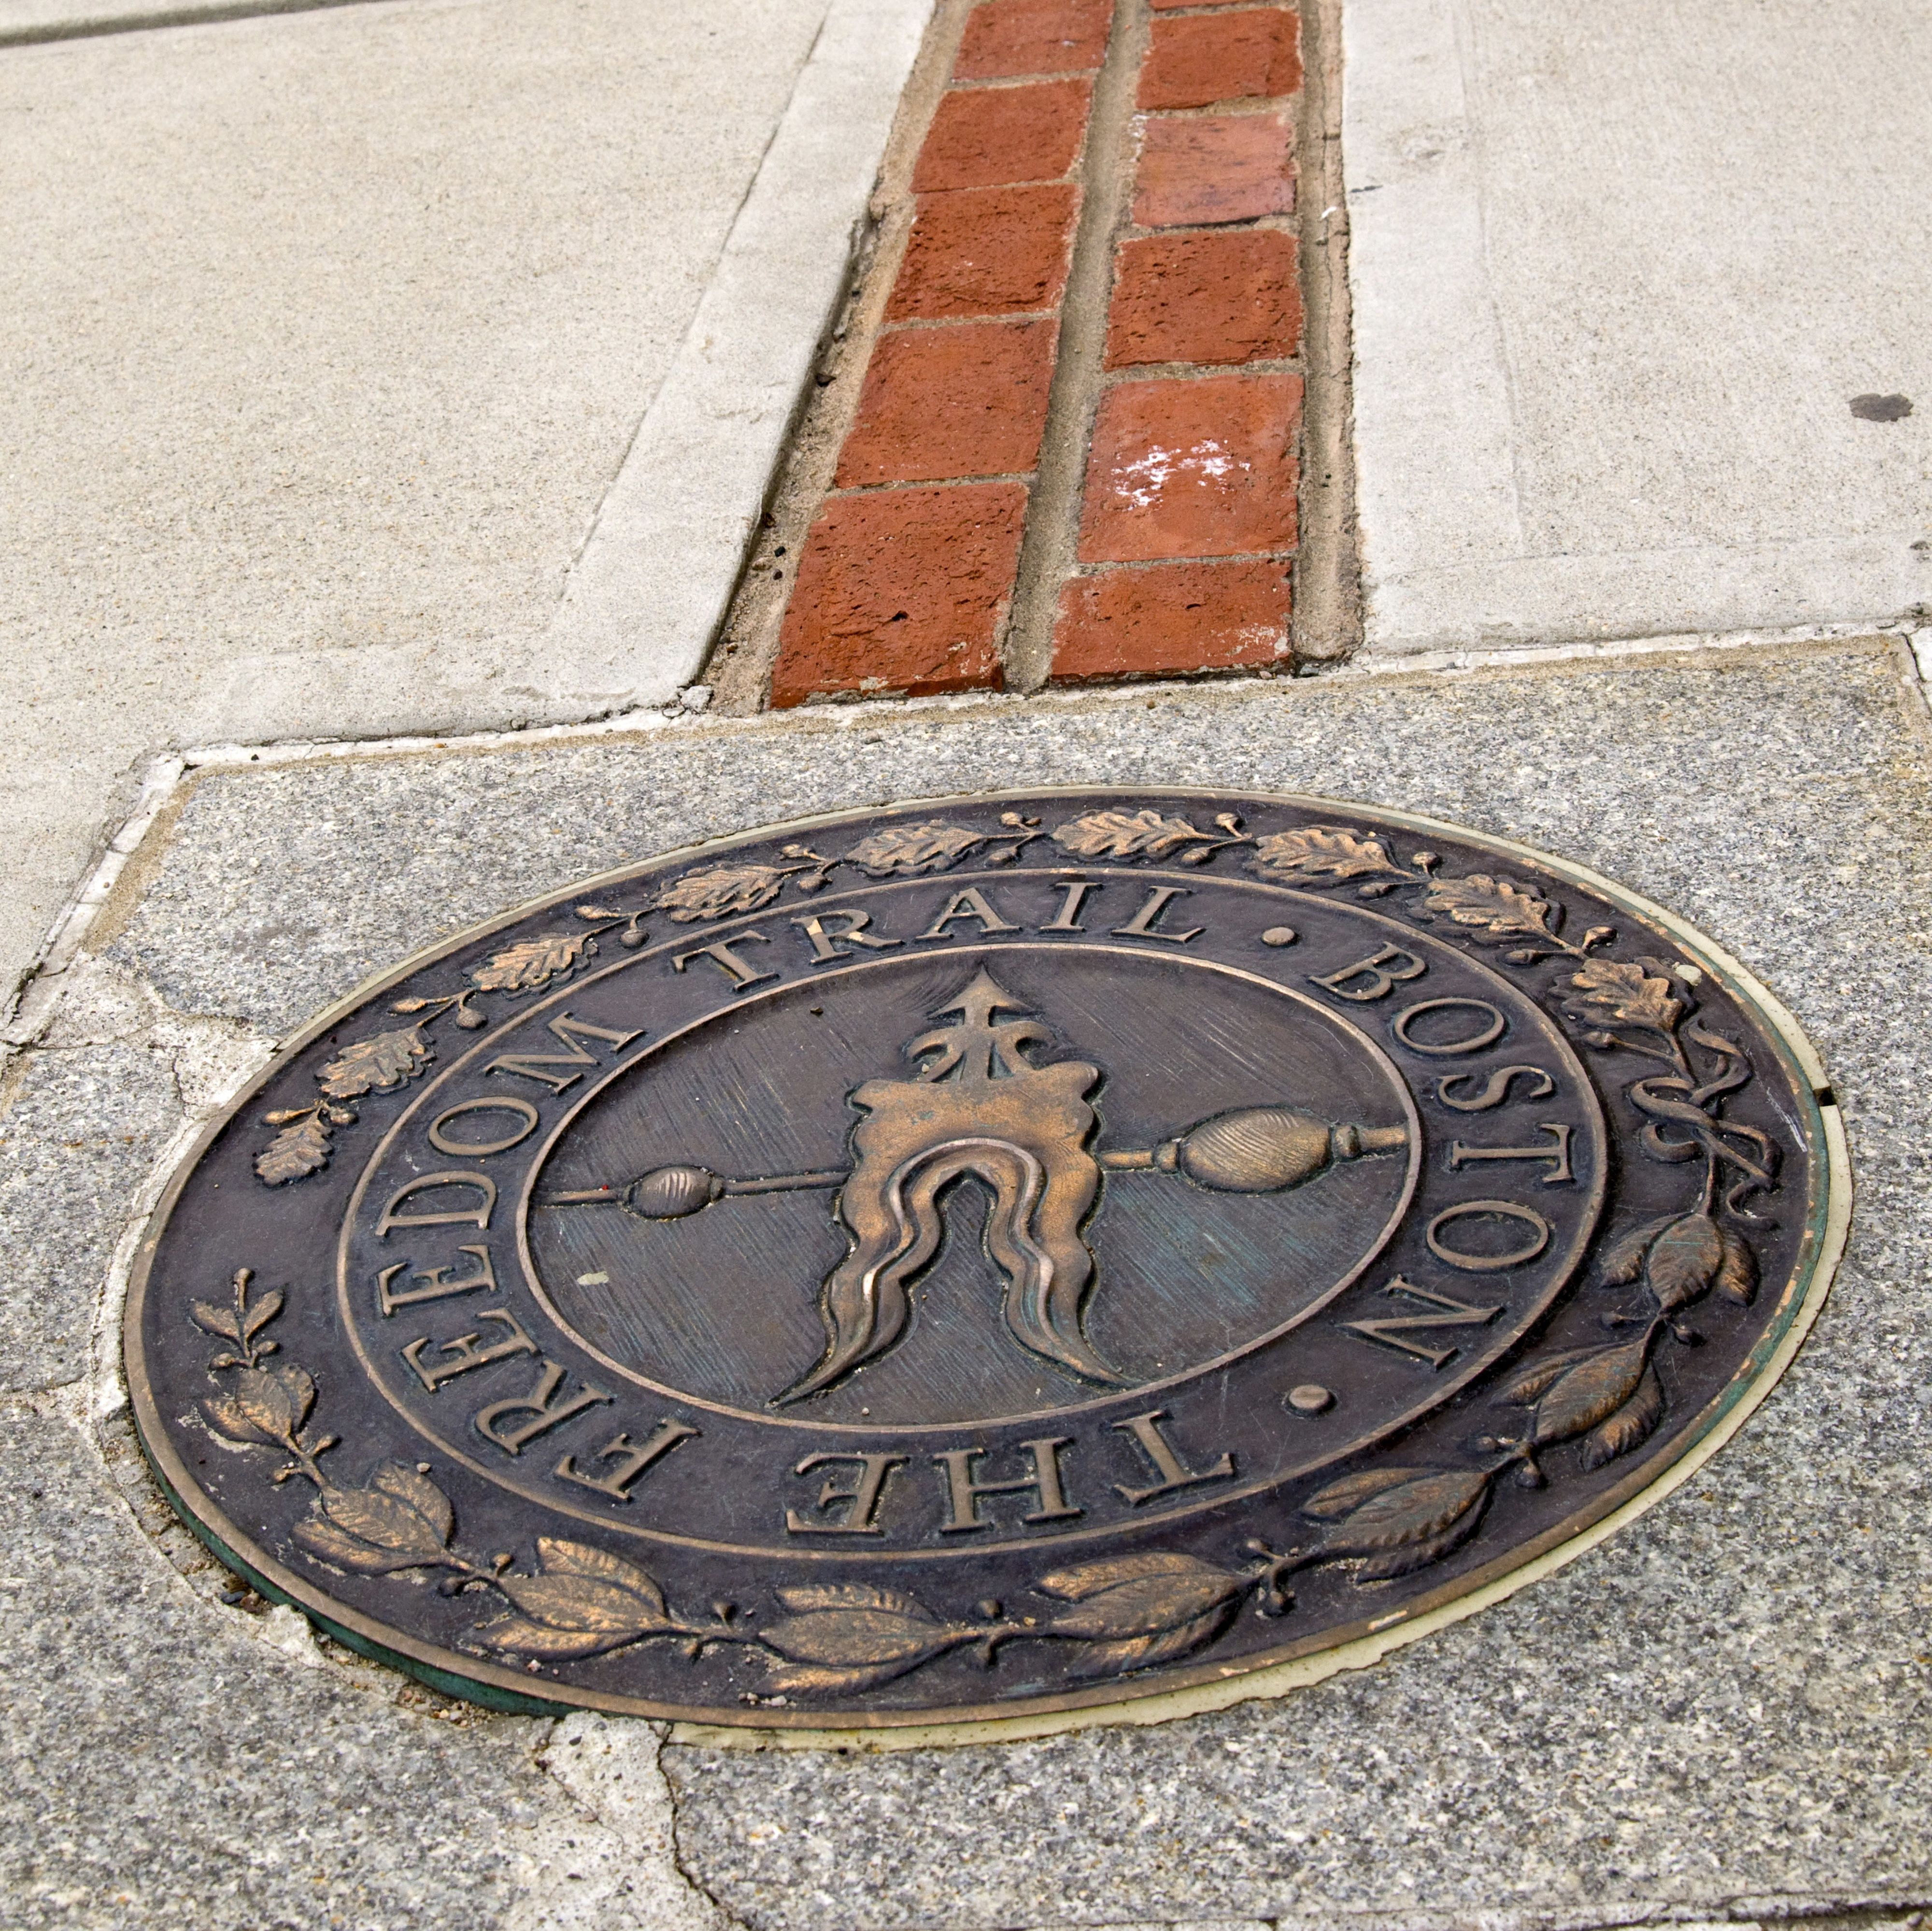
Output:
[
  {"xmin": 10, "ymin": 620, "xmax": 1918, "ymax": 1059},
  {"xmin": 1, "ymin": 757, "xmax": 184, "ymax": 1046},
  {"xmin": 535, "ymin": 0, "xmax": 937, "ymax": 715},
  {"xmin": 1288, "ymin": 0, "xmax": 1358, "ymax": 661}
]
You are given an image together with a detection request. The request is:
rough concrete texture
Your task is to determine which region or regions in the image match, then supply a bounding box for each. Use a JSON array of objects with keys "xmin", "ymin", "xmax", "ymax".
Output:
[
  {"xmin": 1346, "ymin": 0, "xmax": 1932, "ymax": 653},
  {"xmin": 0, "ymin": 0, "xmax": 859, "ymax": 1008},
  {"xmin": 0, "ymin": 1040, "xmax": 181, "ymax": 1394},
  {"xmin": 0, "ymin": 1386, "xmax": 726, "ymax": 1931},
  {"xmin": 5, "ymin": 634, "xmax": 1908, "ymax": 1925}
]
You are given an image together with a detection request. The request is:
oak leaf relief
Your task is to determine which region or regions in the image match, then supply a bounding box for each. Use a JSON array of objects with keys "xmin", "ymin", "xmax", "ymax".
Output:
[
  {"xmin": 656, "ymin": 863, "xmax": 791, "ymax": 922},
  {"xmin": 1415, "ymin": 873, "xmax": 1557, "ymax": 942},
  {"xmin": 842, "ymin": 821, "xmax": 985, "ymax": 877},
  {"xmin": 1562, "ymin": 957, "xmax": 1685, "ymax": 1035},
  {"xmin": 470, "ymin": 931, "xmax": 598, "ymax": 993},
  {"xmin": 254, "ymin": 1115, "xmax": 333, "ymax": 1186},
  {"xmin": 1248, "ymin": 825, "xmax": 1402, "ymax": 882},
  {"xmin": 1051, "ymin": 809, "xmax": 1215, "ymax": 860},
  {"xmin": 317, "ymin": 1027, "xmax": 432, "ymax": 1100}
]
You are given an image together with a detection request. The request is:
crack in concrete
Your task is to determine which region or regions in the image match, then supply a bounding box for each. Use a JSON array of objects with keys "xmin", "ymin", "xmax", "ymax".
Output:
[
  {"xmin": 663, "ymin": 1775, "xmax": 757, "ymax": 1931},
  {"xmin": 513, "ymin": 1713, "xmax": 748, "ymax": 1931}
]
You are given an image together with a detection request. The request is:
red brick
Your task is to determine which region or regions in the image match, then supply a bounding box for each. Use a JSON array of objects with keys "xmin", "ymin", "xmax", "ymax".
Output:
[
  {"xmin": 914, "ymin": 80, "xmax": 1092, "ymax": 192},
  {"xmin": 771, "ymin": 483, "xmax": 1026, "ymax": 704},
  {"xmin": 1105, "ymin": 229, "xmax": 1301, "ymax": 368},
  {"xmin": 1052, "ymin": 559, "xmax": 1292, "ymax": 679},
  {"xmin": 956, "ymin": 0, "xmax": 1110, "ymax": 79},
  {"xmin": 888, "ymin": 183, "xmax": 1079, "ymax": 320},
  {"xmin": 836, "ymin": 319, "xmax": 1057, "ymax": 486},
  {"xmin": 1138, "ymin": 10, "xmax": 1301, "ymax": 109},
  {"xmin": 1079, "ymin": 372, "xmax": 1301, "ymax": 561},
  {"xmin": 1134, "ymin": 114, "xmax": 1293, "ymax": 227}
]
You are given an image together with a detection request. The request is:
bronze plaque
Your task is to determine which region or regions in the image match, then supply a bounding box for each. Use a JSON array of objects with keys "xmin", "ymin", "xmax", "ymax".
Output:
[{"xmin": 125, "ymin": 790, "xmax": 1843, "ymax": 1733}]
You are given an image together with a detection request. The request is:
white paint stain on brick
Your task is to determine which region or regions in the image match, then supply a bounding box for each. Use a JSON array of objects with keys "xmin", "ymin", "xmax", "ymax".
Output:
[{"xmin": 1114, "ymin": 439, "xmax": 1243, "ymax": 507}]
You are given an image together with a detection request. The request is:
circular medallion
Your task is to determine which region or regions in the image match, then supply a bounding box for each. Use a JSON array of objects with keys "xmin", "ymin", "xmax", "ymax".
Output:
[{"xmin": 125, "ymin": 790, "xmax": 1844, "ymax": 1734}]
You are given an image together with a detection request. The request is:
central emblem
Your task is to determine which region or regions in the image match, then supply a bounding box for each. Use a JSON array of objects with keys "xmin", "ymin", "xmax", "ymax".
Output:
[
  {"xmin": 550, "ymin": 966, "xmax": 1407, "ymax": 1404},
  {"xmin": 123, "ymin": 790, "xmax": 1841, "ymax": 1735},
  {"xmin": 802, "ymin": 966, "xmax": 1119, "ymax": 1398}
]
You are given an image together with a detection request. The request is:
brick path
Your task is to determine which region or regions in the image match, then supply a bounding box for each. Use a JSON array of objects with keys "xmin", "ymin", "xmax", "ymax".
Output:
[{"xmin": 765, "ymin": 0, "xmax": 1311, "ymax": 705}]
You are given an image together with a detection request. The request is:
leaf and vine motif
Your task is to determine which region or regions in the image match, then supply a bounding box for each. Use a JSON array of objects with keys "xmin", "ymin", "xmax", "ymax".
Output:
[
  {"xmin": 254, "ymin": 990, "xmax": 484, "ymax": 1186},
  {"xmin": 1225, "ymin": 821, "xmax": 1776, "ymax": 1260},
  {"xmin": 1051, "ymin": 808, "xmax": 1248, "ymax": 865},
  {"xmin": 249, "ymin": 814, "xmax": 1054, "ymax": 1185},
  {"xmin": 1561, "ymin": 955, "xmax": 1779, "ymax": 1221},
  {"xmin": 1409, "ymin": 873, "xmax": 1615, "ymax": 963},
  {"xmin": 189, "ymin": 1278, "xmax": 1343, "ymax": 1697},
  {"xmin": 1250, "ymin": 967, "xmax": 1778, "ymax": 1576},
  {"xmin": 1294, "ymin": 1466, "xmax": 1496, "ymax": 1577},
  {"xmin": 189, "ymin": 1223, "xmax": 1785, "ymax": 1698},
  {"xmin": 844, "ymin": 812, "xmax": 1045, "ymax": 877},
  {"xmin": 1244, "ymin": 827, "xmax": 1619, "ymax": 964},
  {"xmin": 1269, "ymin": 1293, "xmax": 1696, "ymax": 1582},
  {"xmin": 551, "ymin": 814, "xmax": 1048, "ymax": 955},
  {"xmin": 1151, "ymin": 823, "xmax": 1784, "ymax": 1580},
  {"xmin": 195, "ymin": 1269, "xmax": 338, "ymax": 1484},
  {"xmin": 1249, "ymin": 823, "xmax": 1418, "ymax": 886}
]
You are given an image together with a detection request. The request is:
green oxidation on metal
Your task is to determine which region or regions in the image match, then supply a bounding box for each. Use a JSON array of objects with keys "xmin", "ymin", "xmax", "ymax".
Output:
[{"xmin": 137, "ymin": 1434, "xmax": 572, "ymax": 1718}]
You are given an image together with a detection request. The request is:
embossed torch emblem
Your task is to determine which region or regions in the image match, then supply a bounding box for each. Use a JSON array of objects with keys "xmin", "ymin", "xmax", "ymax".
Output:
[
  {"xmin": 543, "ymin": 964, "xmax": 1408, "ymax": 1404},
  {"xmin": 126, "ymin": 791, "xmax": 1841, "ymax": 1733}
]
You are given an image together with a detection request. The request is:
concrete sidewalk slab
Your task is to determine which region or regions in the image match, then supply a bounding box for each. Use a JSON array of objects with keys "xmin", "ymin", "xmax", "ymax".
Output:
[
  {"xmin": 1345, "ymin": 0, "xmax": 1932, "ymax": 655},
  {"xmin": 3, "ymin": 636, "xmax": 1927, "ymax": 1925},
  {"xmin": 0, "ymin": 0, "xmax": 928, "ymax": 1012}
]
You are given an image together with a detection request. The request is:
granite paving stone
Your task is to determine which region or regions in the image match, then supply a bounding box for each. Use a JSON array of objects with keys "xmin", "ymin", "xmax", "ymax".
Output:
[
  {"xmin": 45, "ymin": 637, "xmax": 1932, "ymax": 1925},
  {"xmin": 0, "ymin": 1394, "xmax": 548, "ymax": 1930},
  {"xmin": 0, "ymin": 1043, "xmax": 182, "ymax": 1393}
]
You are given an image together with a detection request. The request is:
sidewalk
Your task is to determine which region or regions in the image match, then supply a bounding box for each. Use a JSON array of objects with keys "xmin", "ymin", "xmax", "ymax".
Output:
[
  {"xmin": 0, "ymin": 0, "xmax": 926, "ymax": 1006},
  {"xmin": 1344, "ymin": 0, "xmax": 1932, "ymax": 655}
]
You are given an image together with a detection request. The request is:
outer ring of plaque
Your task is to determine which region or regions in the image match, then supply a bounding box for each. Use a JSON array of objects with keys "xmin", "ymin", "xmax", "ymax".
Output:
[{"xmin": 121, "ymin": 789, "xmax": 1849, "ymax": 1748}]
